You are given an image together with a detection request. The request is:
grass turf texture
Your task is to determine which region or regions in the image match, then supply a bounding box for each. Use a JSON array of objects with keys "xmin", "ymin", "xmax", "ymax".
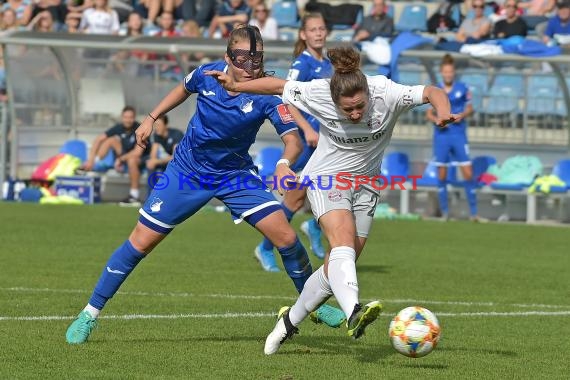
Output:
[{"xmin": 0, "ymin": 202, "xmax": 569, "ymax": 379}]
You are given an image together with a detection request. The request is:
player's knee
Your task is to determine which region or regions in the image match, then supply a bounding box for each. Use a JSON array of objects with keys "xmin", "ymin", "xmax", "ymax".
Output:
[{"xmin": 275, "ymin": 227, "xmax": 297, "ymax": 248}]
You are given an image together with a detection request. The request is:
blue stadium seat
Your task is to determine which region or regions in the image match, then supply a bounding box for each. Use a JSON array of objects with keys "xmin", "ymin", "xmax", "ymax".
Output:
[
  {"xmin": 272, "ymin": 1, "xmax": 299, "ymax": 28},
  {"xmin": 254, "ymin": 146, "xmax": 283, "ymax": 177},
  {"xmin": 416, "ymin": 161, "xmax": 457, "ymax": 187},
  {"xmin": 549, "ymin": 159, "xmax": 570, "ymax": 192},
  {"xmin": 526, "ymin": 86, "xmax": 558, "ymax": 116},
  {"xmin": 491, "ymin": 74, "xmax": 524, "ymax": 94},
  {"xmin": 395, "ymin": 4, "xmax": 428, "ymax": 33},
  {"xmin": 381, "ymin": 152, "xmax": 409, "ymax": 184},
  {"xmin": 398, "ymin": 70, "xmax": 423, "ymax": 85},
  {"xmin": 93, "ymin": 150, "xmax": 115, "ymax": 172},
  {"xmin": 485, "ymin": 86, "xmax": 519, "ymax": 115},
  {"xmin": 460, "ymin": 71, "xmax": 490, "ymax": 93},
  {"xmin": 59, "ymin": 139, "xmax": 87, "ymax": 163},
  {"xmin": 454, "ymin": 155, "xmax": 496, "ymax": 187}
]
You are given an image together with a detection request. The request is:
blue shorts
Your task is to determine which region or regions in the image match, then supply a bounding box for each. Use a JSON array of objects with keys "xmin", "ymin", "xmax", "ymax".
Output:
[
  {"xmin": 433, "ymin": 133, "xmax": 470, "ymax": 166},
  {"xmin": 139, "ymin": 161, "xmax": 282, "ymax": 234}
]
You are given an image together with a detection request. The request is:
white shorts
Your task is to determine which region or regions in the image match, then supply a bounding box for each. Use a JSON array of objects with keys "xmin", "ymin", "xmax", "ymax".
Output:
[{"xmin": 306, "ymin": 177, "xmax": 380, "ymax": 238}]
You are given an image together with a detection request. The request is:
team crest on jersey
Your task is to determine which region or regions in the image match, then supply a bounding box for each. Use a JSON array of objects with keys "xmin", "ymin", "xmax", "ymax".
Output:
[
  {"xmin": 240, "ymin": 99, "xmax": 254, "ymax": 113},
  {"xmin": 290, "ymin": 87, "xmax": 302, "ymax": 102},
  {"xmin": 277, "ymin": 104, "xmax": 294, "ymax": 124},
  {"xmin": 328, "ymin": 190, "xmax": 342, "ymax": 202},
  {"xmin": 150, "ymin": 197, "xmax": 163, "ymax": 213},
  {"xmin": 455, "ymin": 90, "xmax": 462, "ymax": 98}
]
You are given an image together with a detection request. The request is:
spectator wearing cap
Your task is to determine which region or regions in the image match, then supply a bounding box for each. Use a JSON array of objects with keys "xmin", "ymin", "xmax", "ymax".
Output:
[
  {"xmin": 353, "ymin": 0, "xmax": 394, "ymax": 42},
  {"xmin": 542, "ymin": 0, "xmax": 570, "ymax": 44},
  {"xmin": 493, "ymin": 0, "xmax": 528, "ymax": 38}
]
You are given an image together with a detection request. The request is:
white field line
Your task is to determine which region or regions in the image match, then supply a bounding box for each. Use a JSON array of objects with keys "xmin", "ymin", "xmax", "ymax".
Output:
[
  {"xmin": 2, "ymin": 287, "xmax": 570, "ymax": 310},
  {"xmin": 1, "ymin": 310, "xmax": 570, "ymax": 322}
]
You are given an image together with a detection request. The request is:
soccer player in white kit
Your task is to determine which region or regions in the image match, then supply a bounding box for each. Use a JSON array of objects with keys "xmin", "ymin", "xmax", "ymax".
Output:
[{"xmin": 206, "ymin": 46, "xmax": 456, "ymax": 355}]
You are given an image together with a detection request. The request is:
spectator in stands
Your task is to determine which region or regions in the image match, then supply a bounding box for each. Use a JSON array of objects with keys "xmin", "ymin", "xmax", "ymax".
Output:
[
  {"xmin": 80, "ymin": 0, "xmax": 120, "ymax": 35},
  {"xmin": 66, "ymin": 0, "xmax": 94, "ymax": 22},
  {"xmin": 111, "ymin": 12, "xmax": 154, "ymax": 75},
  {"xmin": 542, "ymin": 0, "xmax": 570, "ymax": 44},
  {"xmin": 353, "ymin": 0, "xmax": 394, "ymax": 42},
  {"xmin": 0, "ymin": 8, "xmax": 21, "ymax": 33},
  {"xmin": 135, "ymin": 0, "xmax": 161, "ymax": 26},
  {"xmin": 30, "ymin": 0, "xmax": 67, "ymax": 26},
  {"xmin": 519, "ymin": 0, "xmax": 555, "ymax": 29},
  {"xmin": 207, "ymin": 0, "xmax": 251, "ymax": 38},
  {"xmin": 146, "ymin": 114, "xmax": 183, "ymax": 174},
  {"xmin": 493, "ymin": 0, "xmax": 528, "ymax": 38},
  {"xmin": 109, "ymin": 0, "xmax": 133, "ymax": 23},
  {"xmin": 63, "ymin": 12, "xmax": 81, "ymax": 33},
  {"xmin": 27, "ymin": 10, "xmax": 57, "ymax": 32},
  {"xmin": 426, "ymin": 54, "xmax": 479, "ymax": 222},
  {"xmin": 2, "ymin": 0, "xmax": 33, "ymax": 26},
  {"xmin": 248, "ymin": 1, "xmax": 278, "ymax": 40},
  {"xmin": 155, "ymin": 11, "xmax": 180, "ymax": 37},
  {"xmin": 155, "ymin": 12, "xmax": 183, "ymax": 80},
  {"xmin": 179, "ymin": 0, "xmax": 216, "ymax": 27},
  {"xmin": 180, "ymin": 19, "xmax": 207, "ymax": 70},
  {"xmin": 455, "ymin": 0, "xmax": 492, "ymax": 42}
]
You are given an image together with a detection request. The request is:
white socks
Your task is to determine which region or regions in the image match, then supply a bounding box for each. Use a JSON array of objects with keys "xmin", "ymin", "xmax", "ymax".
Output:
[
  {"xmin": 288, "ymin": 266, "xmax": 333, "ymax": 326},
  {"xmin": 328, "ymin": 246, "xmax": 358, "ymax": 318},
  {"xmin": 83, "ymin": 303, "xmax": 101, "ymax": 319},
  {"xmin": 129, "ymin": 189, "xmax": 140, "ymax": 199}
]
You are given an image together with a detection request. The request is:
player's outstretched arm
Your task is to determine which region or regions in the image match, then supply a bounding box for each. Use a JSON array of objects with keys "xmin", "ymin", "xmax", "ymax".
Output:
[
  {"xmin": 205, "ymin": 70, "xmax": 287, "ymax": 95},
  {"xmin": 136, "ymin": 84, "xmax": 190, "ymax": 150},
  {"xmin": 422, "ymin": 86, "xmax": 457, "ymax": 128}
]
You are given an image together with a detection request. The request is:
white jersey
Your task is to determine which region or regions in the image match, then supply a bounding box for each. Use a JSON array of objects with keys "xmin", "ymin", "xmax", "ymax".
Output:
[
  {"xmin": 282, "ymin": 76, "xmax": 425, "ymax": 178},
  {"xmin": 80, "ymin": 9, "xmax": 120, "ymax": 35}
]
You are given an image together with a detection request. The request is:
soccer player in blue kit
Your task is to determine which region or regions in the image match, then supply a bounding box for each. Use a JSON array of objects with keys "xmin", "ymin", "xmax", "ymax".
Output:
[
  {"xmin": 426, "ymin": 54, "xmax": 479, "ymax": 221},
  {"xmin": 255, "ymin": 12, "xmax": 333, "ymax": 272},
  {"xmin": 65, "ymin": 25, "xmax": 344, "ymax": 344}
]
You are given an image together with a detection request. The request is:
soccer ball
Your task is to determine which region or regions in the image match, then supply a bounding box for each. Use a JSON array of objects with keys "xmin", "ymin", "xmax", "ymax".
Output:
[{"xmin": 389, "ymin": 306, "xmax": 441, "ymax": 358}]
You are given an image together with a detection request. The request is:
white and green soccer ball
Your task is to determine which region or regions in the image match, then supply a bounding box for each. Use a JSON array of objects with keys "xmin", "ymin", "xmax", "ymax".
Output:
[{"xmin": 389, "ymin": 306, "xmax": 441, "ymax": 358}]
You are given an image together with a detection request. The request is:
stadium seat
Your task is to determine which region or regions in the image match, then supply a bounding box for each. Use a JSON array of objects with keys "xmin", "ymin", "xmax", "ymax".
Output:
[
  {"xmin": 453, "ymin": 155, "xmax": 497, "ymax": 187},
  {"xmin": 381, "ymin": 152, "xmax": 409, "ymax": 184},
  {"xmin": 59, "ymin": 140, "xmax": 88, "ymax": 163},
  {"xmin": 395, "ymin": 4, "xmax": 428, "ymax": 33},
  {"xmin": 93, "ymin": 150, "xmax": 116, "ymax": 172},
  {"xmin": 460, "ymin": 70, "xmax": 490, "ymax": 93},
  {"xmin": 548, "ymin": 159, "xmax": 570, "ymax": 192},
  {"xmin": 254, "ymin": 146, "xmax": 283, "ymax": 177},
  {"xmin": 272, "ymin": 1, "xmax": 299, "ymax": 28},
  {"xmin": 416, "ymin": 161, "xmax": 457, "ymax": 187}
]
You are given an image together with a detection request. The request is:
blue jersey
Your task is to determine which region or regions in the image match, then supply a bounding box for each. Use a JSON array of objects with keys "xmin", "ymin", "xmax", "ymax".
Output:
[
  {"xmin": 434, "ymin": 81, "xmax": 470, "ymax": 136},
  {"xmin": 286, "ymin": 50, "xmax": 332, "ymax": 172},
  {"xmin": 176, "ymin": 61, "xmax": 297, "ymax": 182}
]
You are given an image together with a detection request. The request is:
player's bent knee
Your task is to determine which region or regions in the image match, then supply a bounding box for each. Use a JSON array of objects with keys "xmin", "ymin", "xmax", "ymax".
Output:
[{"xmin": 129, "ymin": 222, "xmax": 168, "ymax": 254}]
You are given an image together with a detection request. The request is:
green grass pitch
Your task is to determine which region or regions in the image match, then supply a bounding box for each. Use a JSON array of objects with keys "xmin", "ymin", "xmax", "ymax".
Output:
[{"xmin": 0, "ymin": 203, "xmax": 569, "ymax": 379}]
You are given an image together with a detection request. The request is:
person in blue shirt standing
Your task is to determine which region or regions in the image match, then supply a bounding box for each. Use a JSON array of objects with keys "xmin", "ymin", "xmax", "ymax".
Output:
[
  {"xmin": 255, "ymin": 12, "xmax": 333, "ymax": 273},
  {"xmin": 65, "ymin": 25, "xmax": 344, "ymax": 345},
  {"xmin": 426, "ymin": 54, "xmax": 478, "ymax": 221}
]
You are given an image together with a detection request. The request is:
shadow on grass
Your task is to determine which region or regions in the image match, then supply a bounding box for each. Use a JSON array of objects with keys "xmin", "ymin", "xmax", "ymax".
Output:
[
  {"xmin": 277, "ymin": 336, "xmax": 393, "ymax": 363},
  {"xmin": 401, "ymin": 363, "xmax": 449, "ymax": 370}
]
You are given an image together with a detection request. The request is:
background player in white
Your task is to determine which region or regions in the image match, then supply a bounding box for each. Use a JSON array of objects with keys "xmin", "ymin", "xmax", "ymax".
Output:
[
  {"xmin": 255, "ymin": 12, "xmax": 332, "ymax": 271},
  {"xmin": 207, "ymin": 46, "xmax": 455, "ymax": 354}
]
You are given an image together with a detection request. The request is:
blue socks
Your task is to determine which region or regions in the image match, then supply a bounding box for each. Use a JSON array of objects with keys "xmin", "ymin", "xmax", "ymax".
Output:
[
  {"xmin": 277, "ymin": 237, "xmax": 312, "ymax": 293},
  {"xmin": 261, "ymin": 205, "xmax": 296, "ymax": 251},
  {"xmin": 88, "ymin": 240, "xmax": 145, "ymax": 310},
  {"xmin": 465, "ymin": 179, "xmax": 478, "ymax": 217},
  {"xmin": 437, "ymin": 179, "xmax": 449, "ymax": 216}
]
